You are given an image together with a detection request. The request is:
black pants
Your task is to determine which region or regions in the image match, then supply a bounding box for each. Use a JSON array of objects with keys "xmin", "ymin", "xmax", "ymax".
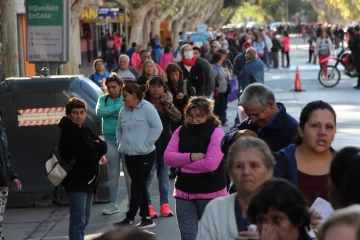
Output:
[
  {"xmin": 309, "ymin": 49, "xmax": 314, "ymax": 63},
  {"xmin": 355, "ymin": 54, "xmax": 360, "ymax": 84},
  {"xmin": 214, "ymin": 92, "xmax": 228, "ymax": 124},
  {"xmin": 125, "ymin": 150, "xmax": 155, "ymax": 220},
  {"xmin": 282, "ymin": 51, "xmax": 290, "ymax": 67}
]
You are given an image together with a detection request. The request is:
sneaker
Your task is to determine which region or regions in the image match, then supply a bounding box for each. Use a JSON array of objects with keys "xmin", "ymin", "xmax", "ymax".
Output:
[
  {"xmin": 102, "ymin": 203, "xmax": 119, "ymax": 215},
  {"xmin": 135, "ymin": 217, "xmax": 156, "ymax": 229},
  {"xmin": 113, "ymin": 218, "xmax": 134, "ymax": 227},
  {"xmin": 160, "ymin": 203, "xmax": 174, "ymax": 217},
  {"xmin": 149, "ymin": 205, "xmax": 158, "ymax": 218}
]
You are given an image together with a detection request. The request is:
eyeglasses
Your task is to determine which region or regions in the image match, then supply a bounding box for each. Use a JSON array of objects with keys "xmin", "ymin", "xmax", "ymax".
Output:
[{"xmin": 186, "ymin": 115, "xmax": 204, "ymax": 121}]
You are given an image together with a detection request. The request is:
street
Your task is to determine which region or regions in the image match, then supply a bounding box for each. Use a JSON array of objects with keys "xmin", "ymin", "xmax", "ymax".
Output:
[{"xmin": 4, "ymin": 38, "xmax": 360, "ymax": 240}]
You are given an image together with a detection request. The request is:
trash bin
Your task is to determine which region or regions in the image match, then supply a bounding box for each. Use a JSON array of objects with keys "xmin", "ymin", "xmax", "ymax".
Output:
[{"xmin": 0, "ymin": 75, "xmax": 110, "ymax": 207}]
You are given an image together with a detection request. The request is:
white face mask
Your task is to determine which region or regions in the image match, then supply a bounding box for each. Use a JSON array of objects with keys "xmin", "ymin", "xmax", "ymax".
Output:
[{"xmin": 184, "ymin": 50, "xmax": 194, "ymax": 60}]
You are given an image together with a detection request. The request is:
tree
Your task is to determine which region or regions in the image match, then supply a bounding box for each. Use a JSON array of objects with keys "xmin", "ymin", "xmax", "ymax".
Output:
[
  {"xmin": 327, "ymin": 0, "xmax": 360, "ymax": 21},
  {"xmin": 0, "ymin": 0, "xmax": 19, "ymax": 80},
  {"xmin": 62, "ymin": 0, "xmax": 94, "ymax": 75},
  {"xmin": 116, "ymin": 0, "xmax": 160, "ymax": 45},
  {"xmin": 230, "ymin": 2, "xmax": 266, "ymax": 25},
  {"xmin": 151, "ymin": 0, "xmax": 180, "ymax": 36}
]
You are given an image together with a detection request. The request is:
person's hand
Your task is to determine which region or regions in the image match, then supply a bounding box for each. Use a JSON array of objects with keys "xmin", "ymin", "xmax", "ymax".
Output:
[
  {"xmin": 176, "ymin": 93, "xmax": 184, "ymax": 99},
  {"xmin": 191, "ymin": 153, "xmax": 205, "ymax": 161},
  {"xmin": 236, "ymin": 230, "xmax": 260, "ymax": 239},
  {"xmin": 235, "ymin": 129, "xmax": 258, "ymax": 140},
  {"xmin": 12, "ymin": 179, "xmax": 22, "ymax": 191},
  {"xmin": 310, "ymin": 209, "xmax": 323, "ymax": 229},
  {"xmin": 160, "ymin": 93, "xmax": 168, "ymax": 102}
]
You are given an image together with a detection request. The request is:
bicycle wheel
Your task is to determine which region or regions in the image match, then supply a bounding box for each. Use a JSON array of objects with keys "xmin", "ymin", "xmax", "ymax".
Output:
[{"xmin": 318, "ymin": 65, "xmax": 341, "ymax": 88}]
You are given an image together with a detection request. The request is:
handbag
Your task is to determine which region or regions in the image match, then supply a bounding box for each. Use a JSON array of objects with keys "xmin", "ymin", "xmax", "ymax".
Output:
[{"xmin": 45, "ymin": 148, "xmax": 74, "ymax": 186}]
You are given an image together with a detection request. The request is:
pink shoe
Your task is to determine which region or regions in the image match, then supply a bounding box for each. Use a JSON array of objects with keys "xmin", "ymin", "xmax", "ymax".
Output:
[{"xmin": 160, "ymin": 203, "xmax": 174, "ymax": 217}]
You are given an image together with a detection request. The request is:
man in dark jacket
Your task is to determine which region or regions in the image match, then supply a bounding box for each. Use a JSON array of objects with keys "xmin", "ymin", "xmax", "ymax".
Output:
[
  {"xmin": 0, "ymin": 109, "xmax": 22, "ymax": 239},
  {"xmin": 221, "ymin": 83, "xmax": 298, "ymax": 155},
  {"xmin": 58, "ymin": 98, "xmax": 107, "ymax": 240}
]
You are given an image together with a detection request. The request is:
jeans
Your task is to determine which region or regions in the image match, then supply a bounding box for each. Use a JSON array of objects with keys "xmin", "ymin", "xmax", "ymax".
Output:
[
  {"xmin": 175, "ymin": 198, "xmax": 212, "ymax": 240},
  {"xmin": 146, "ymin": 151, "xmax": 170, "ymax": 205},
  {"xmin": 106, "ymin": 140, "xmax": 131, "ymax": 205},
  {"xmin": 214, "ymin": 92, "xmax": 228, "ymax": 124},
  {"xmin": 68, "ymin": 192, "xmax": 93, "ymax": 240},
  {"xmin": 153, "ymin": 54, "xmax": 161, "ymax": 64},
  {"xmin": 125, "ymin": 151, "xmax": 155, "ymax": 220},
  {"xmin": 282, "ymin": 51, "xmax": 290, "ymax": 66}
]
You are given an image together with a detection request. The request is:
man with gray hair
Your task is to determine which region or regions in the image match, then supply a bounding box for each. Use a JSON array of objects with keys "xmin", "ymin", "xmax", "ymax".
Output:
[
  {"xmin": 111, "ymin": 54, "xmax": 139, "ymax": 84},
  {"xmin": 238, "ymin": 47, "xmax": 265, "ymax": 87},
  {"xmin": 221, "ymin": 83, "xmax": 298, "ymax": 154}
]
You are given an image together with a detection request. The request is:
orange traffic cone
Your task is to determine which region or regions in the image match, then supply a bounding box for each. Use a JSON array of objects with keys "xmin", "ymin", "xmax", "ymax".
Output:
[{"xmin": 293, "ymin": 66, "xmax": 304, "ymax": 92}]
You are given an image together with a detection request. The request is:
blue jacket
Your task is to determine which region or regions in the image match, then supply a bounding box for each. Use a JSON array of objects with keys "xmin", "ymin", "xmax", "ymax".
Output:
[
  {"xmin": 89, "ymin": 71, "xmax": 109, "ymax": 90},
  {"xmin": 116, "ymin": 99, "xmax": 163, "ymax": 156},
  {"xmin": 96, "ymin": 95, "xmax": 124, "ymax": 141},
  {"xmin": 239, "ymin": 59, "xmax": 265, "ymax": 86},
  {"xmin": 221, "ymin": 103, "xmax": 298, "ymax": 154},
  {"xmin": 273, "ymin": 144, "xmax": 336, "ymax": 187}
]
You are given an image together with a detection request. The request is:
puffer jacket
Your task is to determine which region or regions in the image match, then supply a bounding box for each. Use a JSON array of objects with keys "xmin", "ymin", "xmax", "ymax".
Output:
[{"xmin": 0, "ymin": 126, "xmax": 18, "ymax": 187}]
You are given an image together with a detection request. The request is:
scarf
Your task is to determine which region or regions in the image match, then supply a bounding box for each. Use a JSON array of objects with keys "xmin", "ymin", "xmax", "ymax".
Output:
[{"xmin": 181, "ymin": 57, "xmax": 197, "ymax": 67}]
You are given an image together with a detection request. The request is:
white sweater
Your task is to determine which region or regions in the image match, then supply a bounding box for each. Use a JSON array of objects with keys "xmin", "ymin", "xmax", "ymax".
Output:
[{"xmin": 196, "ymin": 193, "xmax": 238, "ymax": 240}]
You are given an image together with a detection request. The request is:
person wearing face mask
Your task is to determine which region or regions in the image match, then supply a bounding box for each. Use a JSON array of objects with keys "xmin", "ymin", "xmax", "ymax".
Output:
[{"xmin": 176, "ymin": 44, "xmax": 208, "ymax": 96}]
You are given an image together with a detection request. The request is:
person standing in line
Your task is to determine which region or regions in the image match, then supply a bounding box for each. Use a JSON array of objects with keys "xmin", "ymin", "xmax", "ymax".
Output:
[
  {"xmin": 144, "ymin": 77, "xmax": 182, "ymax": 218},
  {"xmin": 160, "ymin": 46, "xmax": 174, "ymax": 72},
  {"xmin": 58, "ymin": 98, "xmax": 107, "ymax": 240},
  {"xmin": 271, "ymin": 32, "xmax": 281, "ymax": 69},
  {"xmin": 308, "ymin": 32, "xmax": 317, "ymax": 64},
  {"xmin": 88, "ymin": 59, "xmax": 110, "ymax": 92},
  {"xmin": 114, "ymin": 84, "xmax": 163, "ymax": 228},
  {"xmin": 164, "ymin": 97, "xmax": 227, "ymax": 240},
  {"xmin": 0, "ymin": 109, "xmax": 22, "ymax": 240},
  {"xmin": 96, "ymin": 73, "xmax": 131, "ymax": 215}
]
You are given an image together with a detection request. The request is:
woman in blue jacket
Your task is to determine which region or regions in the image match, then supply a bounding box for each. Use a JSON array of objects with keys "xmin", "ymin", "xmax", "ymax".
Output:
[
  {"xmin": 96, "ymin": 73, "xmax": 128, "ymax": 215},
  {"xmin": 114, "ymin": 83, "xmax": 163, "ymax": 229},
  {"xmin": 274, "ymin": 100, "xmax": 336, "ymax": 205}
]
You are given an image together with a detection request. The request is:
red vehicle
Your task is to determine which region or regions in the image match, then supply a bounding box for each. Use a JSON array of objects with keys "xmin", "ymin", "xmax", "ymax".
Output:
[{"xmin": 318, "ymin": 48, "xmax": 358, "ymax": 87}]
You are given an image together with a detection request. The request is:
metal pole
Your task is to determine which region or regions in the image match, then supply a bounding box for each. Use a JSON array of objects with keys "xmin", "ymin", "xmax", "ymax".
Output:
[{"xmin": 124, "ymin": 7, "xmax": 129, "ymax": 50}]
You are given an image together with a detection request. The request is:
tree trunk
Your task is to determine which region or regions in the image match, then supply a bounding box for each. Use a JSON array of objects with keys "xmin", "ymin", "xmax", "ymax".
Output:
[
  {"xmin": 143, "ymin": 9, "xmax": 155, "ymax": 47},
  {"xmin": 173, "ymin": 19, "xmax": 184, "ymax": 45},
  {"xmin": 62, "ymin": 0, "xmax": 93, "ymax": 74},
  {"xmin": 0, "ymin": 0, "xmax": 19, "ymax": 80},
  {"xmin": 151, "ymin": 18, "xmax": 162, "ymax": 37}
]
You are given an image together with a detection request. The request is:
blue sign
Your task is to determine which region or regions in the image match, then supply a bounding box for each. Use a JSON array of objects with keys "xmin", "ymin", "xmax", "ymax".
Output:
[{"xmin": 98, "ymin": 8, "xmax": 119, "ymax": 19}]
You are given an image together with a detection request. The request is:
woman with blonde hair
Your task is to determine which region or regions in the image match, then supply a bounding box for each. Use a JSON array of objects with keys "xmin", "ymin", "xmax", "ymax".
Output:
[
  {"xmin": 137, "ymin": 59, "xmax": 160, "ymax": 86},
  {"xmin": 164, "ymin": 96, "xmax": 226, "ymax": 240}
]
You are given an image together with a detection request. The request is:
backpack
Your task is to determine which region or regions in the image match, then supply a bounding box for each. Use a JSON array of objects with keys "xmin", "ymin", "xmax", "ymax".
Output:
[{"xmin": 45, "ymin": 148, "xmax": 74, "ymax": 187}]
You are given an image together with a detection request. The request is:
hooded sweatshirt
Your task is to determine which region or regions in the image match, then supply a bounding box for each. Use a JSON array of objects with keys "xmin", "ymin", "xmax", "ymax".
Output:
[{"xmin": 116, "ymin": 99, "xmax": 163, "ymax": 156}]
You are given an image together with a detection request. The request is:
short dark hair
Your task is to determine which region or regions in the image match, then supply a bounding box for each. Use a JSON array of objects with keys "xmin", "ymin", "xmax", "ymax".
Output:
[
  {"xmin": 248, "ymin": 178, "xmax": 311, "ymax": 232},
  {"xmin": 295, "ymin": 100, "xmax": 336, "ymax": 145},
  {"xmin": 140, "ymin": 50, "xmax": 149, "ymax": 58},
  {"xmin": 330, "ymin": 147, "xmax": 360, "ymax": 208},
  {"xmin": 192, "ymin": 45, "xmax": 200, "ymax": 52},
  {"xmin": 212, "ymin": 52, "xmax": 222, "ymax": 63},
  {"xmin": 218, "ymin": 49, "xmax": 228, "ymax": 55},
  {"xmin": 131, "ymin": 42, "xmax": 137, "ymax": 48},
  {"xmin": 65, "ymin": 97, "xmax": 87, "ymax": 115},
  {"xmin": 122, "ymin": 83, "xmax": 144, "ymax": 100},
  {"xmin": 164, "ymin": 46, "xmax": 170, "ymax": 53},
  {"xmin": 166, "ymin": 63, "xmax": 183, "ymax": 85}
]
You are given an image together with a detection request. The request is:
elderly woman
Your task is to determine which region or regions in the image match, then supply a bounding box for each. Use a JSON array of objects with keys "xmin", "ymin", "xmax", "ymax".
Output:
[
  {"xmin": 247, "ymin": 178, "xmax": 314, "ymax": 240},
  {"xmin": 164, "ymin": 96, "xmax": 226, "ymax": 240},
  {"xmin": 196, "ymin": 136, "xmax": 274, "ymax": 240},
  {"xmin": 317, "ymin": 205, "xmax": 360, "ymax": 240}
]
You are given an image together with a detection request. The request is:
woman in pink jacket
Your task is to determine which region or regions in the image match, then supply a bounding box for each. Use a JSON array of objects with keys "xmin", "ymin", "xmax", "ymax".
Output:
[
  {"xmin": 281, "ymin": 31, "xmax": 291, "ymax": 68},
  {"xmin": 164, "ymin": 96, "xmax": 226, "ymax": 240},
  {"xmin": 160, "ymin": 46, "xmax": 174, "ymax": 72}
]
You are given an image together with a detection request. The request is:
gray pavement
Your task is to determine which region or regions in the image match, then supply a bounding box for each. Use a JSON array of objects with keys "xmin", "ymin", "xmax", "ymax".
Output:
[{"xmin": 4, "ymin": 38, "xmax": 360, "ymax": 240}]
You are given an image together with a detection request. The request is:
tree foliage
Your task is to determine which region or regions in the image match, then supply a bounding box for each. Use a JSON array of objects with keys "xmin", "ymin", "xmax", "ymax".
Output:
[
  {"xmin": 230, "ymin": 2, "xmax": 266, "ymax": 24},
  {"xmin": 327, "ymin": 0, "xmax": 360, "ymax": 20}
]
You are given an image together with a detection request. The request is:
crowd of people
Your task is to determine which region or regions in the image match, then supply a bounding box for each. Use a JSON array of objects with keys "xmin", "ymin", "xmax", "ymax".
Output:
[{"xmin": 2, "ymin": 27, "xmax": 360, "ymax": 240}]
